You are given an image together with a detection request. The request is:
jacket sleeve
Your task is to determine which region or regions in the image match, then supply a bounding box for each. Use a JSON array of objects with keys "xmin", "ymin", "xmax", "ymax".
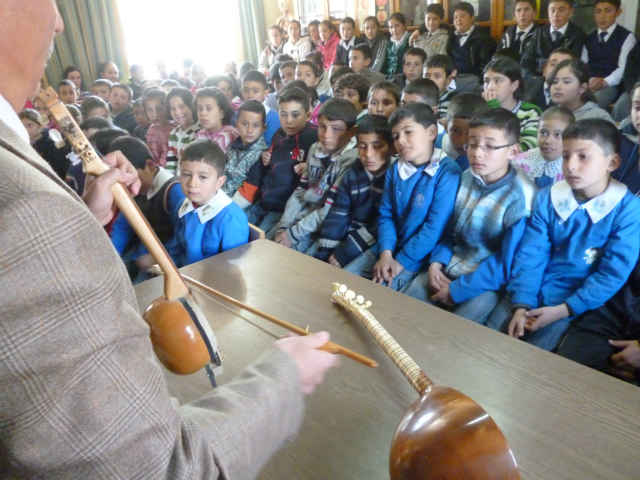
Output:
[
  {"xmin": 376, "ymin": 167, "xmax": 399, "ymax": 254},
  {"xmin": 234, "ymin": 159, "xmax": 267, "ymax": 207},
  {"xmin": 219, "ymin": 207, "xmax": 250, "ymax": 253},
  {"xmin": 520, "ymin": 31, "xmax": 540, "ymax": 79},
  {"xmin": 371, "ymin": 38, "xmax": 388, "ymax": 72},
  {"xmin": 316, "ymin": 172, "xmax": 354, "ymax": 261},
  {"xmin": 449, "ymin": 217, "xmax": 527, "ymax": 304},
  {"xmin": 258, "ymin": 48, "xmax": 270, "ymax": 71}
]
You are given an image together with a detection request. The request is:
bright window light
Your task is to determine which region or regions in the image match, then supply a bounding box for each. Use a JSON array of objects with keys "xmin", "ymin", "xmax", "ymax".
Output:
[{"xmin": 117, "ymin": 0, "xmax": 239, "ymax": 80}]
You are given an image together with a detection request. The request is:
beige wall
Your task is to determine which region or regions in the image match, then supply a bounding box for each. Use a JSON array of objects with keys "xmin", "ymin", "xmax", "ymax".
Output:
[{"xmin": 263, "ymin": 0, "xmax": 282, "ymax": 30}]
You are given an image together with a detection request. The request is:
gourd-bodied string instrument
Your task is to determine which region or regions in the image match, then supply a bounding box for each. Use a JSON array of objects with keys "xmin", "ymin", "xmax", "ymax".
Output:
[
  {"xmin": 332, "ymin": 283, "xmax": 521, "ymax": 480},
  {"xmin": 38, "ymin": 87, "xmax": 377, "ymax": 383}
]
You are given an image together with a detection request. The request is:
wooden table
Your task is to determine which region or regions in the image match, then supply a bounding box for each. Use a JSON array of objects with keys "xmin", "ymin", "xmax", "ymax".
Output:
[{"xmin": 134, "ymin": 240, "xmax": 640, "ymax": 480}]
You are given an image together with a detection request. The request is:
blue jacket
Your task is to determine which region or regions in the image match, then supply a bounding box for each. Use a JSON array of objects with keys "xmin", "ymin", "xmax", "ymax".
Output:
[
  {"xmin": 508, "ymin": 180, "xmax": 640, "ymax": 316},
  {"xmin": 613, "ymin": 132, "xmax": 639, "ymax": 195},
  {"xmin": 376, "ymin": 150, "xmax": 461, "ymax": 272},
  {"xmin": 263, "ymin": 107, "xmax": 281, "ymax": 147}
]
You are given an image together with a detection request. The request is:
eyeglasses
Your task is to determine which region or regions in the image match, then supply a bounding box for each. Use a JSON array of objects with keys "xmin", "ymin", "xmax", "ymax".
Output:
[{"xmin": 463, "ymin": 143, "xmax": 513, "ymax": 153}]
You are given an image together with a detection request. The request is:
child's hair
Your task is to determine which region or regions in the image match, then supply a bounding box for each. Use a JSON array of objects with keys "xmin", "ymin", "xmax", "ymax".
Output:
[
  {"xmin": 304, "ymin": 51, "xmax": 325, "ymax": 72},
  {"xmin": 224, "ymin": 61, "xmax": 237, "ymax": 76},
  {"xmin": 196, "ymin": 87, "xmax": 235, "ymax": 125},
  {"xmin": 275, "ymin": 53, "xmax": 294, "ymax": 63},
  {"xmin": 519, "ymin": 0, "xmax": 537, "ymax": 9},
  {"xmin": 352, "ymin": 44, "xmax": 372, "ymax": 60},
  {"xmin": 357, "ymin": 114, "xmax": 394, "ymax": 146},
  {"xmin": 92, "ymin": 79, "xmax": 113, "ymax": 90},
  {"xmin": 445, "ymin": 93, "xmax": 490, "ymax": 121},
  {"xmin": 238, "ymin": 99, "xmax": 267, "ymax": 124},
  {"xmin": 320, "ymin": 19, "xmax": 335, "ymax": 32},
  {"xmin": 335, "ymin": 73, "xmax": 371, "ymax": 104},
  {"xmin": 362, "ymin": 16, "xmax": 379, "ymax": 27},
  {"xmin": 279, "ymin": 60, "xmax": 298, "ymax": 74},
  {"xmin": 340, "ymin": 17, "xmax": 356, "ymax": 28},
  {"xmin": 278, "ymin": 86, "xmax": 311, "ymax": 112},
  {"xmin": 629, "ymin": 80, "xmax": 640, "ymax": 99},
  {"xmin": 129, "ymin": 63, "xmax": 143, "ymax": 75},
  {"xmin": 426, "ymin": 54, "xmax": 455, "ymax": 76},
  {"xmin": 562, "ymin": 118, "xmax": 621, "ymax": 156},
  {"xmin": 269, "ymin": 63, "xmax": 282, "ymax": 81},
  {"xmin": 180, "ymin": 140, "xmax": 226, "ymax": 176},
  {"xmin": 483, "ymin": 57, "xmax": 523, "ymax": 99},
  {"xmin": 454, "ymin": 1, "xmax": 475, "ymax": 16},
  {"xmin": 289, "ymin": 19, "xmax": 302, "ymax": 30},
  {"xmin": 204, "ymin": 75, "xmax": 230, "ymax": 89},
  {"xmin": 368, "ymin": 81, "xmax": 402, "ymax": 104},
  {"xmin": 469, "ymin": 109, "xmax": 521, "ymax": 145},
  {"xmin": 63, "ymin": 65, "xmax": 83, "ymax": 89},
  {"xmin": 58, "ymin": 79, "xmax": 75, "ymax": 90},
  {"xmin": 389, "ymin": 102, "xmax": 436, "ymax": 130},
  {"xmin": 79, "ymin": 116, "xmax": 113, "ymax": 132},
  {"xmin": 242, "ymin": 70, "xmax": 270, "ymax": 90},
  {"xmin": 492, "ymin": 48, "xmax": 521, "ymax": 63},
  {"xmin": 183, "ymin": 58, "xmax": 194, "ymax": 69},
  {"xmin": 425, "ymin": 3, "xmax": 445, "ymax": 19},
  {"xmin": 18, "ymin": 108, "xmax": 39, "ymax": 123},
  {"xmin": 549, "ymin": 0, "xmax": 573, "ymax": 5},
  {"xmin": 389, "ymin": 12, "xmax": 407, "ymax": 25},
  {"xmin": 239, "ymin": 61, "xmax": 256, "ymax": 79},
  {"xmin": 281, "ymin": 80, "xmax": 319, "ymax": 104},
  {"xmin": 161, "ymin": 79, "xmax": 180, "ymax": 89},
  {"xmin": 596, "ymin": 0, "xmax": 621, "ymax": 9},
  {"xmin": 90, "ymin": 128, "xmax": 129, "ymax": 156},
  {"xmin": 403, "ymin": 47, "xmax": 427, "ymax": 64},
  {"xmin": 403, "ymin": 78, "xmax": 439, "ymax": 107},
  {"xmin": 226, "ymin": 74, "xmax": 242, "ymax": 98},
  {"xmin": 298, "ymin": 60, "xmax": 320, "ymax": 78},
  {"xmin": 331, "ymin": 60, "xmax": 348, "ymax": 69},
  {"xmin": 97, "ymin": 61, "xmax": 117, "ymax": 78},
  {"xmin": 308, "ymin": 20, "xmax": 320, "ymax": 29},
  {"xmin": 81, "ymin": 96, "xmax": 109, "ymax": 118},
  {"xmin": 547, "ymin": 59, "xmax": 596, "ymax": 103},
  {"xmin": 142, "ymin": 86, "xmax": 168, "ymax": 108},
  {"xmin": 108, "ymin": 136, "xmax": 153, "ymax": 170},
  {"xmin": 133, "ymin": 98, "xmax": 144, "ymax": 109},
  {"xmin": 66, "ymin": 104, "xmax": 82, "ymax": 124},
  {"xmin": 166, "ymin": 87, "xmax": 196, "ymax": 119},
  {"xmin": 330, "ymin": 66, "xmax": 354, "ymax": 86},
  {"xmin": 548, "ymin": 47, "xmax": 578, "ymax": 60},
  {"xmin": 112, "ymin": 82, "xmax": 133, "ymax": 100},
  {"xmin": 540, "ymin": 105, "xmax": 575, "ymax": 124},
  {"xmin": 318, "ymin": 98, "xmax": 357, "ymax": 129}
]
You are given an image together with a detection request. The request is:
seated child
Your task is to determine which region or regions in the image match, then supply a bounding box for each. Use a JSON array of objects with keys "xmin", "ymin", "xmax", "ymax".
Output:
[
  {"xmin": 143, "ymin": 87, "xmax": 177, "ymax": 166},
  {"xmin": 442, "ymin": 93, "xmax": 490, "ymax": 169},
  {"xmin": 240, "ymin": 70, "xmax": 280, "ymax": 146},
  {"xmin": 500, "ymin": 0, "xmax": 538, "ymax": 55},
  {"xmin": 81, "ymin": 95, "xmax": 110, "ymax": 120},
  {"xmin": 343, "ymin": 103, "xmax": 462, "ymax": 291},
  {"xmin": 194, "ymin": 87, "xmax": 239, "ymax": 152},
  {"xmin": 317, "ymin": 20, "xmax": 340, "ymax": 70},
  {"xmin": 403, "ymin": 109, "xmax": 536, "ymax": 324},
  {"xmin": 304, "ymin": 51, "xmax": 333, "ymax": 97},
  {"xmin": 264, "ymin": 62, "xmax": 284, "ymax": 112},
  {"xmin": 548, "ymin": 59, "xmax": 615, "ymax": 123},
  {"xmin": 361, "ymin": 16, "xmax": 387, "ymax": 73},
  {"xmin": 413, "ymin": 4, "xmax": 450, "ymax": 58},
  {"xmin": 348, "ymin": 44, "xmax": 386, "ymax": 85},
  {"xmin": 91, "ymin": 79, "xmax": 113, "ymax": 103},
  {"xmin": 132, "ymin": 98, "xmax": 150, "ymax": 141},
  {"xmin": 512, "ymin": 106, "xmax": 575, "ymax": 188},
  {"xmin": 58, "ymin": 79, "xmax": 78, "ymax": 106},
  {"xmin": 273, "ymin": 98, "xmax": 359, "ymax": 252},
  {"xmin": 108, "ymin": 137, "xmax": 185, "ymax": 282},
  {"xmin": 314, "ymin": 115, "xmax": 393, "ymax": 266},
  {"xmin": 382, "ymin": 13, "xmax": 411, "ymax": 77},
  {"xmin": 334, "ymin": 73, "xmax": 371, "ymax": 123},
  {"xmin": 522, "ymin": 47, "xmax": 576, "ymax": 112},
  {"xmin": 32, "ymin": 96, "xmax": 57, "ymax": 130},
  {"xmin": 392, "ymin": 48, "xmax": 426, "ymax": 89},
  {"xmin": 482, "ymin": 57, "xmax": 541, "ymax": 151},
  {"xmin": 203, "ymin": 74, "xmax": 242, "ymax": 111},
  {"xmin": 224, "ymin": 100, "xmax": 268, "ymax": 197},
  {"xmin": 367, "ymin": 81, "xmax": 401, "ymax": 118},
  {"xmin": 110, "ymin": 83, "xmax": 137, "ymax": 134},
  {"xmin": 613, "ymin": 81, "xmax": 640, "ymax": 193},
  {"xmin": 165, "ymin": 87, "xmax": 201, "ymax": 173},
  {"xmin": 487, "ymin": 119, "xmax": 640, "ymax": 351},
  {"xmin": 19, "ymin": 108, "xmax": 70, "ymax": 179},
  {"xmin": 233, "ymin": 87, "xmax": 319, "ymax": 233},
  {"xmin": 425, "ymin": 55, "xmax": 457, "ymax": 120},
  {"xmin": 169, "ymin": 140, "xmax": 249, "ymax": 267},
  {"xmin": 401, "ymin": 78, "xmax": 446, "ymax": 146},
  {"xmin": 335, "ymin": 17, "xmax": 364, "ymax": 64},
  {"xmin": 278, "ymin": 61, "xmax": 298, "ymax": 86}
]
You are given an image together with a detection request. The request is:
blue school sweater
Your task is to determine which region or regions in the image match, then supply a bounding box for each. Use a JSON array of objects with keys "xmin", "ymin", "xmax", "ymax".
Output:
[
  {"xmin": 508, "ymin": 179, "xmax": 640, "ymax": 316},
  {"xmin": 263, "ymin": 107, "xmax": 281, "ymax": 147},
  {"xmin": 376, "ymin": 149, "xmax": 461, "ymax": 272},
  {"xmin": 169, "ymin": 190, "xmax": 249, "ymax": 267},
  {"xmin": 431, "ymin": 166, "xmax": 536, "ymax": 303}
]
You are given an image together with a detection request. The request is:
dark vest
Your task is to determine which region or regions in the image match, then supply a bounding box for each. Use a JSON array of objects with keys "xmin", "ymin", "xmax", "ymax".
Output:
[
  {"xmin": 451, "ymin": 37, "xmax": 470, "ymax": 74},
  {"xmin": 136, "ymin": 176, "xmax": 180, "ymax": 244},
  {"xmin": 585, "ymin": 25, "xmax": 630, "ymax": 79}
]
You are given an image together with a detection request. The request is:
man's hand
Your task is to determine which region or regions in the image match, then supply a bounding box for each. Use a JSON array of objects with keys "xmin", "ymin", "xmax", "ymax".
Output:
[
  {"xmin": 427, "ymin": 262, "xmax": 450, "ymax": 292},
  {"xmin": 82, "ymin": 150, "xmax": 140, "ymax": 225},
  {"xmin": 508, "ymin": 308, "xmax": 528, "ymax": 338},
  {"xmin": 274, "ymin": 331, "xmax": 341, "ymax": 395},
  {"xmin": 609, "ymin": 339, "xmax": 640, "ymax": 372},
  {"xmin": 328, "ymin": 254, "xmax": 342, "ymax": 267},
  {"xmin": 135, "ymin": 254, "xmax": 156, "ymax": 272},
  {"xmin": 408, "ymin": 29, "xmax": 421, "ymax": 46},
  {"xmin": 293, "ymin": 162, "xmax": 306, "ymax": 176},
  {"xmin": 262, "ymin": 150, "xmax": 272, "ymax": 166},
  {"xmin": 430, "ymin": 282, "xmax": 455, "ymax": 306},
  {"xmin": 274, "ymin": 231, "xmax": 293, "ymax": 247},
  {"xmin": 524, "ymin": 303, "xmax": 569, "ymax": 332},
  {"xmin": 373, "ymin": 250, "xmax": 404, "ymax": 286}
]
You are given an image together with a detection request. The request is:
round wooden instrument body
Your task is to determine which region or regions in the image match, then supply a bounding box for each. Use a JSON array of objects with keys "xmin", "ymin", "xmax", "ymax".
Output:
[
  {"xmin": 390, "ymin": 385, "xmax": 520, "ymax": 480},
  {"xmin": 143, "ymin": 296, "xmax": 211, "ymax": 375}
]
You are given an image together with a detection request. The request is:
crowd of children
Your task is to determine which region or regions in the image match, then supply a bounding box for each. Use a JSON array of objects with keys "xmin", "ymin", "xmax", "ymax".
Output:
[{"xmin": 23, "ymin": 0, "xmax": 640, "ymax": 383}]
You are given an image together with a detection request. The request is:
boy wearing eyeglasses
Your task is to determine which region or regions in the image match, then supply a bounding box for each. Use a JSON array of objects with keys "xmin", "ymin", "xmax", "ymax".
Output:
[{"xmin": 404, "ymin": 109, "xmax": 536, "ymax": 325}]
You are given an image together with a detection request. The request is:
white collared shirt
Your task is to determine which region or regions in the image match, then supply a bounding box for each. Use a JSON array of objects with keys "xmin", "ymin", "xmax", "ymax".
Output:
[
  {"xmin": 456, "ymin": 25, "xmax": 475, "ymax": 47},
  {"xmin": 551, "ymin": 178, "xmax": 627, "ymax": 224},
  {"xmin": 146, "ymin": 167, "xmax": 175, "ymax": 200},
  {"xmin": 397, "ymin": 148, "xmax": 446, "ymax": 180},
  {"xmin": 550, "ymin": 23, "xmax": 569, "ymax": 38},
  {"xmin": 580, "ymin": 23, "xmax": 637, "ymax": 87},
  {"xmin": 516, "ymin": 23, "xmax": 534, "ymax": 37},
  {"xmin": 0, "ymin": 94, "xmax": 30, "ymax": 145},
  {"xmin": 178, "ymin": 189, "xmax": 232, "ymax": 224}
]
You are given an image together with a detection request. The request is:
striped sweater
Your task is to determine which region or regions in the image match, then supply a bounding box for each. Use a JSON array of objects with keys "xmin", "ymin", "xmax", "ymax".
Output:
[
  {"xmin": 276, "ymin": 138, "xmax": 359, "ymax": 243},
  {"xmin": 166, "ymin": 123, "xmax": 201, "ymax": 173},
  {"xmin": 314, "ymin": 160, "xmax": 388, "ymax": 266},
  {"xmin": 487, "ymin": 99, "xmax": 541, "ymax": 151}
]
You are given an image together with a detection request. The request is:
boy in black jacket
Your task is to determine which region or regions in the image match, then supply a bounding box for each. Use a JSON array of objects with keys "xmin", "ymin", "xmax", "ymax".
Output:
[{"xmin": 233, "ymin": 87, "xmax": 318, "ymax": 235}]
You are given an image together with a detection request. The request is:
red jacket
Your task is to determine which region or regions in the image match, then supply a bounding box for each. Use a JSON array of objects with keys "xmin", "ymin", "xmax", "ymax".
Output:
[{"xmin": 317, "ymin": 32, "xmax": 340, "ymax": 70}]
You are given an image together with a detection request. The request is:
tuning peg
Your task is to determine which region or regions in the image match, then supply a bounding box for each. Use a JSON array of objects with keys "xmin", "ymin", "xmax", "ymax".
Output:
[
  {"xmin": 345, "ymin": 290, "xmax": 355, "ymax": 300},
  {"xmin": 338, "ymin": 284, "xmax": 347, "ymax": 294},
  {"xmin": 356, "ymin": 295, "xmax": 365, "ymax": 305},
  {"xmin": 332, "ymin": 282, "xmax": 340, "ymax": 291},
  {"xmin": 364, "ymin": 301, "xmax": 372, "ymax": 309},
  {"xmin": 37, "ymin": 114, "xmax": 50, "ymax": 127}
]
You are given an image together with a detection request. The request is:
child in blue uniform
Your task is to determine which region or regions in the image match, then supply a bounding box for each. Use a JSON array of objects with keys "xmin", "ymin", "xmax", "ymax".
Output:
[
  {"xmin": 344, "ymin": 103, "xmax": 461, "ymax": 291},
  {"xmin": 170, "ymin": 140, "xmax": 249, "ymax": 267},
  {"xmin": 488, "ymin": 119, "xmax": 640, "ymax": 351}
]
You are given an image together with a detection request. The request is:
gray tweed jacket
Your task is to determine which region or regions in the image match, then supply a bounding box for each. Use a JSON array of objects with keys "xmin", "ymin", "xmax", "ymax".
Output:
[{"xmin": 0, "ymin": 120, "xmax": 303, "ymax": 479}]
